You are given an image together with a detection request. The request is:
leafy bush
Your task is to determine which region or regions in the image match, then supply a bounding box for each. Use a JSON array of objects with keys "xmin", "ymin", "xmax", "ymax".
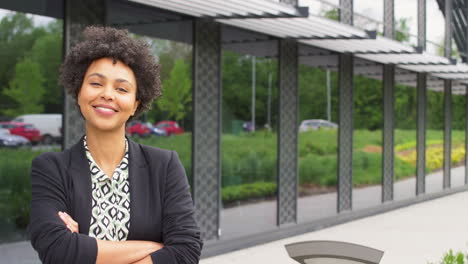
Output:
[
  {"xmin": 222, "ymin": 182, "xmax": 277, "ymax": 204},
  {"xmin": 299, "ymin": 154, "xmax": 337, "ymax": 186},
  {"xmin": 0, "ymin": 148, "xmax": 54, "ymax": 229},
  {"xmin": 429, "ymin": 249, "xmax": 467, "ymax": 264}
]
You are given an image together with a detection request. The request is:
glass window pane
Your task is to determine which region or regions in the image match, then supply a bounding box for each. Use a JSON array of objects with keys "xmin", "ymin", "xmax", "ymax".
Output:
[
  {"xmin": 108, "ymin": 1, "xmax": 194, "ymax": 189},
  {"xmin": 353, "ymin": 59, "xmax": 382, "ymax": 211},
  {"xmin": 298, "ymin": 45, "xmax": 338, "ymax": 222},
  {"xmin": 0, "ymin": 8, "xmax": 63, "ymax": 243},
  {"xmin": 451, "ymin": 92, "xmax": 465, "ymax": 188},
  {"xmin": 394, "ymin": 70, "xmax": 417, "ymax": 201},
  {"xmin": 426, "ymin": 86, "xmax": 444, "ymax": 194},
  {"xmin": 220, "ymin": 26, "xmax": 278, "ymax": 239}
]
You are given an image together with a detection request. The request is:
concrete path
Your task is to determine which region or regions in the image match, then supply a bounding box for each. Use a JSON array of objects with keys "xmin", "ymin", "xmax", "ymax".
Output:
[
  {"xmin": 220, "ymin": 166, "xmax": 466, "ymax": 239},
  {"xmin": 202, "ymin": 189, "xmax": 468, "ymax": 264}
]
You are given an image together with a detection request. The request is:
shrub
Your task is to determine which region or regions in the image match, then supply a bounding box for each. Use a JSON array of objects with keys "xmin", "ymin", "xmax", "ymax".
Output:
[
  {"xmin": 0, "ymin": 148, "xmax": 54, "ymax": 229},
  {"xmin": 299, "ymin": 154, "xmax": 337, "ymax": 186},
  {"xmin": 429, "ymin": 249, "xmax": 467, "ymax": 264},
  {"xmin": 222, "ymin": 182, "xmax": 277, "ymax": 204}
]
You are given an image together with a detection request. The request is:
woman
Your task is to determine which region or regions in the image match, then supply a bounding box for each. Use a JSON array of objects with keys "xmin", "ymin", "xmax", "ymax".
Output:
[{"xmin": 28, "ymin": 26, "xmax": 202, "ymax": 264}]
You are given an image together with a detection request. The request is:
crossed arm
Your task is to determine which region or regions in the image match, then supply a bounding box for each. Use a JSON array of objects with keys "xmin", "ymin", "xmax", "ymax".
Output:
[{"xmin": 58, "ymin": 211, "xmax": 161, "ymax": 264}]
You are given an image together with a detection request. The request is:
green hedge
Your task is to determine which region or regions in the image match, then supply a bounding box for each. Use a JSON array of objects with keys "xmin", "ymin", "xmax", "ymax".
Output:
[
  {"xmin": 222, "ymin": 182, "xmax": 277, "ymax": 204},
  {"xmin": 0, "ymin": 148, "xmax": 54, "ymax": 229}
]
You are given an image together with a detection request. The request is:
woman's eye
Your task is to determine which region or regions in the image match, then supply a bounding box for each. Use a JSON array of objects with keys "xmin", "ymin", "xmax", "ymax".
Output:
[
  {"xmin": 90, "ymin": 82, "xmax": 101, "ymax": 86},
  {"xmin": 117, "ymin": 88, "xmax": 128, "ymax": 93}
]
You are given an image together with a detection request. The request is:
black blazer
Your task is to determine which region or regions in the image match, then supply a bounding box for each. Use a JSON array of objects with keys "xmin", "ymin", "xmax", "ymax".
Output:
[{"xmin": 28, "ymin": 136, "xmax": 202, "ymax": 264}]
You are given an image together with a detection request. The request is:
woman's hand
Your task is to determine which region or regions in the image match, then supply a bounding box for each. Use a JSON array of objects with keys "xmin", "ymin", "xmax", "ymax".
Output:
[{"xmin": 58, "ymin": 211, "xmax": 79, "ymax": 233}]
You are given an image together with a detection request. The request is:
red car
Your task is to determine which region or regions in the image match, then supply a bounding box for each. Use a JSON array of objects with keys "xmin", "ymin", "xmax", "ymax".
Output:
[
  {"xmin": 126, "ymin": 121, "xmax": 151, "ymax": 137},
  {"xmin": 0, "ymin": 122, "xmax": 42, "ymax": 144},
  {"xmin": 154, "ymin": 121, "xmax": 184, "ymax": 136}
]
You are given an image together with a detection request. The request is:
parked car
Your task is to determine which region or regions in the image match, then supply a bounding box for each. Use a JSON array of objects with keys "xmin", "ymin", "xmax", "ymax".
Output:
[
  {"xmin": 154, "ymin": 121, "xmax": 184, "ymax": 136},
  {"xmin": 0, "ymin": 128, "xmax": 31, "ymax": 148},
  {"xmin": 299, "ymin": 119, "xmax": 338, "ymax": 132},
  {"xmin": 242, "ymin": 121, "xmax": 255, "ymax": 133},
  {"xmin": 0, "ymin": 122, "xmax": 42, "ymax": 144},
  {"xmin": 126, "ymin": 121, "xmax": 151, "ymax": 137},
  {"xmin": 145, "ymin": 122, "xmax": 167, "ymax": 136},
  {"xmin": 13, "ymin": 114, "xmax": 62, "ymax": 144}
]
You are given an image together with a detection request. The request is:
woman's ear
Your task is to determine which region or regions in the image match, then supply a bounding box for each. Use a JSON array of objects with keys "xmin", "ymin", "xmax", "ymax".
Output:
[{"xmin": 132, "ymin": 100, "xmax": 140, "ymax": 116}]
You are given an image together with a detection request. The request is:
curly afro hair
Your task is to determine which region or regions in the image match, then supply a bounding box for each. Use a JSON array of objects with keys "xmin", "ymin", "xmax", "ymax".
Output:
[{"xmin": 59, "ymin": 26, "xmax": 161, "ymax": 120}]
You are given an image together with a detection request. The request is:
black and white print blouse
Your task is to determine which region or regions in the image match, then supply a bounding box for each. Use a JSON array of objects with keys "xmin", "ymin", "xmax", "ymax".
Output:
[{"xmin": 84, "ymin": 136, "xmax": 130, "ymax": 241}]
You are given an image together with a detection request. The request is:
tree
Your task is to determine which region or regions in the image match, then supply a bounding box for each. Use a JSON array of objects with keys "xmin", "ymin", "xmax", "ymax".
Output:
[
  {"xmin": 156, "ymin": 59, "xmax": 192, "ymax": 121},
  {"xmin": 0, "ymin": 12, "xmax": 47, "ymax": 113},
  {"xmin": 2, "ymin": 58, "xmax": 45, "ymax": 116},
  {"xmin": 29, "ymin": 20, "xmax": 63, "ymax": 113}
]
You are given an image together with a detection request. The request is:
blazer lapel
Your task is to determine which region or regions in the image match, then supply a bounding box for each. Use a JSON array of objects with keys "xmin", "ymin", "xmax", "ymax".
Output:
[
  {"xmin": 67, "ymin": 136, "xmax": 93, "ymax": 235},
  {"xmin": 126, "ymin": 137, "xmax": 149, "ymax": 239}
]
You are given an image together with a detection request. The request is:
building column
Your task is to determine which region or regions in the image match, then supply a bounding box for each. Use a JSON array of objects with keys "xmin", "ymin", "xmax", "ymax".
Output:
[
  {"xmin": 382, "ymin": 64, "xmax": 395, "ymax": 202},
  {"xmin": 277, "ymin": 39, "xmax": 298, "ymax": 225},
  {"xmin": 416, "ymin": 0, "xmax": 427, "ymax": 195},
  {"xmin": 62, "ymin": 0, "xmax": 106, "ymax": 149},
  {"xmin": 443, "ymin": 80, "xmax": 452, "ymax": 189},
  {"xmin": 382, "ymin": 0, "xmax": 395, "ymax": 202},
  {"xmin": 416, "ymin": 73, "xmax": 427, "ymax": 194},
  {"xmin": 192, "ymin": 19, "xmax": 221, "ymax": 241},
  {"xmin": 465, "ymin": 87, "xmax": 468, "ymax": 184},
  {"xmin": 443, "ymin": 0, "xmax": 453, "ymax": 189},
  {"xmin": 337, "ymin": 0, "xmax": 353, "ymax": 212}
]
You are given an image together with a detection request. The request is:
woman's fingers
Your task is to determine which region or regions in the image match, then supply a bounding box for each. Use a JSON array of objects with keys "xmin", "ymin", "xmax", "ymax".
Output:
[{"xmin": 58, "ymin": 211, "xmax": 79, "ymax": 233}]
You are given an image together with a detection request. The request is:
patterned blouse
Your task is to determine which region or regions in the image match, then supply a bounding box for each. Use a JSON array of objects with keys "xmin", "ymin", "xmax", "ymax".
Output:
[{"xmin": 84, "ymin": 136, "xmax": 131, "ymax": 241}]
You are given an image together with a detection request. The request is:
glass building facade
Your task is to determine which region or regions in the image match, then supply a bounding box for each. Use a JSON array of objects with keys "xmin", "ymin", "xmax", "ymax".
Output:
[{"xmin": 1, "ymin": 0, "xmax": 468, "ymax": 260}]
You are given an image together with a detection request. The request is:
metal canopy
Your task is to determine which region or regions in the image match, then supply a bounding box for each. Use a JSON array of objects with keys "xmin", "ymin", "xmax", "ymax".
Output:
[
  {"xmin": 219, "ymin": 16, "xmax": 368, "ymax": 40},
  {"xmin": 132, "ymin": 0, "xmax": 468, "ymax": 92},
  {"xmin": 358, "ymin": 53, "xmax": 451, "ymax": 65},
  {"xmin": 130, "ymin": 0, "xmax": 308, "ymax": 19}
]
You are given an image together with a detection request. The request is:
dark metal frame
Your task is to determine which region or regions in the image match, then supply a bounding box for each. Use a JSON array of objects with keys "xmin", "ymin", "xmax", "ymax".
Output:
[
  {"xmin": 443, "ymin": 0, "xmax": 454, "ymax": 189},
  {"xmin": 277, "ymin": 39, "xmax": 299, "ymax": 225},
  {"xmin": 382, "ymin": 0, "xmax": 395, "ymax": 202},
  {"xmin": 192, "ymin": 19, "xmax": 222, "ymax": 241}
]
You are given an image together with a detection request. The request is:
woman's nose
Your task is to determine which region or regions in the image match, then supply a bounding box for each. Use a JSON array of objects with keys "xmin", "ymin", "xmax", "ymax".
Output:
[{"xmin": 100, "ymin": 85, "xmax": 115, "ymax": 100}]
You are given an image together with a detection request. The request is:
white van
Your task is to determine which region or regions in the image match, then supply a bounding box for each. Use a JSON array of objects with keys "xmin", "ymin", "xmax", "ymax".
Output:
[{"xmin": 13, "ymin": 114, "xmax": 62, "ymax": 144}]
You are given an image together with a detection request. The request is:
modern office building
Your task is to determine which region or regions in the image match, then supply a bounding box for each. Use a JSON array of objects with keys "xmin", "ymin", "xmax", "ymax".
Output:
[{"xmin": 1, "ymin": 0, "xmax": 468, "ymax": 258}]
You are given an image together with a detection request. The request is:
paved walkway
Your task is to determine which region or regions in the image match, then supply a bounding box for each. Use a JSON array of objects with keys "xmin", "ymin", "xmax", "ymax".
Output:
[{"xmin": 202, "ymin": 189, "xmax": 468, "ymax": 264}]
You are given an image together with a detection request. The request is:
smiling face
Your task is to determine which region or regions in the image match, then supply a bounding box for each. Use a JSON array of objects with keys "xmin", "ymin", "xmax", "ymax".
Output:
[{"xmin": 78, "ymin": 57, "xmax": 139, "ymax": 133}]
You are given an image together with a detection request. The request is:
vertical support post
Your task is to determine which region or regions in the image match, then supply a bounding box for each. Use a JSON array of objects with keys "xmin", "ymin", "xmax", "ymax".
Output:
[
  {"xmin": 465, "ymin": 0, "xmax": 468, "ymax": 185},
  {"xmin": 382, "ymin": 0, "xmax": 395, "ymax": 203},
  {"xmin": 443, "ymin": 80, "xmax": 452, "ymax": 189},
  {"xmin": 337, "ymin": 54, "xmax": 353, "ymax": 212},
  {"xmin": 443, "ymin": 0, "xmax": 453, "ymax": 189},
  {"xmin": 383, "ymin": 0, "xmax": 394, "ymax": 39},
  {"xmin": 278, "ymin": 39, "xmax": 298, "ymax": 226},
  {"xmin": 416, "ymin": 0, "xmax": 427, "ymax": 195},
  {"xmin": 382, "ymin": 64, "xmax": 394, "ymax": 202},
  {"xmin": 465, "ymin": 87, "xmax": 468, "ymax": 184},
  {"xmin": 62, "ymin": 0, "xmax": 106, "ymax": 149},
  {"xmin": 339, "ymin": 0, "xmax": 353, "ymax": 25},
  {"xmin": 338, "ymin": 0, "xmax": 353, "ymax": 212},
  {"xmin": 416, "ymin": 73, "xmax": 427, "ymax": 195},
  {"xmin": 192, "ymin": 19, "xmax": 221, "ymax": 240}
]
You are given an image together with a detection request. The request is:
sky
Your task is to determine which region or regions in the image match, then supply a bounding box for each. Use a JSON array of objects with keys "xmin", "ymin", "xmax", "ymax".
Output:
[{"xmin": 0, "ymin": 0, "xmax": 447, "ymax": 55}]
